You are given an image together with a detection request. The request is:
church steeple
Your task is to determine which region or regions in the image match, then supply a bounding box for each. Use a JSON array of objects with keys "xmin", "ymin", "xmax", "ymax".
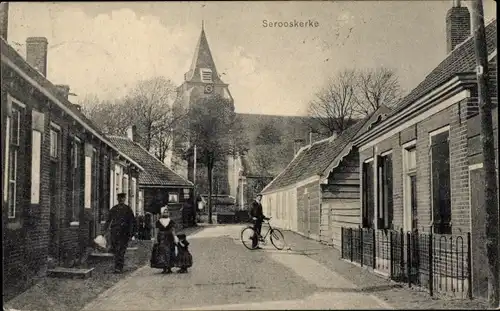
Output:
[{"xmin": 184, "ymin": 23, "xmax": 223, "ymax": 84}]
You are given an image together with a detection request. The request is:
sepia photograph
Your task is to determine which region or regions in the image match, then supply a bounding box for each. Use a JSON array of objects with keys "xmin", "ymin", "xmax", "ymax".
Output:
[{"xmin": 1, "ymin": 1, "xmax": 498, "ymax": 310}]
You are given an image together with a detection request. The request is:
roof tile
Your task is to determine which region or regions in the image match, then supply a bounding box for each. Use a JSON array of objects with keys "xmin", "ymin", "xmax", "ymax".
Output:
[{"xmin": 108, "ymin": 136, "xmax": 193, "ymax": 187}]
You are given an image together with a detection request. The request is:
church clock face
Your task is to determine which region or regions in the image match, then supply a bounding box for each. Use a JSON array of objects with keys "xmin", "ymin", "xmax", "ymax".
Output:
[{"xmin": 204, "ymin": 84, "xmax": 214, "ymax": 94}]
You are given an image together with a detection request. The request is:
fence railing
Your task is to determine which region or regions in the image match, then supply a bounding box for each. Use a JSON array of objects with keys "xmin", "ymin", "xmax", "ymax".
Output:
[{"xmin": 341, "ymin": 227, "xmax": 472, "ymax": 299}]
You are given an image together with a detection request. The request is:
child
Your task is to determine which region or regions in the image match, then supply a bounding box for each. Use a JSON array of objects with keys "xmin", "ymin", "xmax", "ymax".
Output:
[{"xmin": 175, "ymin": 234, "xmax": 193, "ymax": 273}]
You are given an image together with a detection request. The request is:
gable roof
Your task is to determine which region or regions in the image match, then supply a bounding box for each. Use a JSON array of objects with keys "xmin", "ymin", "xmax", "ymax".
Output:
[
  {"xmin": 107, "ymin": 136, "xmax": 193, "ymax": 188},
  {"xmin": 0, "ymin": 38, "xmax": 144, "ymax": 171},
  {"xmin": 184, "ymin": 28, "xmax": 224, "ymax": 84},
  {"xmin": 386, "ymin": 19, "xmax": 497, "ymax": 119},
  {"xmin": 261, "ymin": 107, "xmax": 390, "ymax": 194}
]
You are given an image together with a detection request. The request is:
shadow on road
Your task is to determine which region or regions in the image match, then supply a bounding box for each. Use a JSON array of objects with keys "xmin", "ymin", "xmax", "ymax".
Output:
[{"xmin": 316, "ymin": 284, "xmax": 403, "ymax": 294}]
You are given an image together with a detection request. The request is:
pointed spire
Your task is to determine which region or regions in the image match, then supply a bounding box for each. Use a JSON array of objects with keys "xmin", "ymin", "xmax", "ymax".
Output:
[{"xmin": 184, "ymin": 24, "xmax": 223, "ymax": 83}]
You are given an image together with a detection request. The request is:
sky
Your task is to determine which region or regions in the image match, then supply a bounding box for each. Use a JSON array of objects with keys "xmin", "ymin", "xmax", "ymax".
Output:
[{"xmin": 7, "ymin": 1, "xmax": 497, "ymax": 116}]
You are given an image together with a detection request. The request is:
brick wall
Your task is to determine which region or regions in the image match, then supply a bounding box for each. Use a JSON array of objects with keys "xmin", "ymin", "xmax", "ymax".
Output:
[
  {"xmin": 360, "ymin": 98, "xmax": 471, "ymax": 235},
  {"xmin": 2, "ymin": 63, "xmax": 143, "ymax": 297}
]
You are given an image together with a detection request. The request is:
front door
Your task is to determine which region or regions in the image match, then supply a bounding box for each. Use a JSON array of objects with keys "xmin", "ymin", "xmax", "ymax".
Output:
[
  {"xmin": 49, "ymin": 126, "xmax": 61, "ymax": 260},
  {"xmin": 470, "ymin": 167, "xmax": 488, "ymax": 298},
  {"xmin": 410, "ymin": 174, "xmax": 418, "ymax": 231}
]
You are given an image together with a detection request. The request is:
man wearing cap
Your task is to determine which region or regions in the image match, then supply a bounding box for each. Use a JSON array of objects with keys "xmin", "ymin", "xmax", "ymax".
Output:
[
  {"xmin": 250, "ymin": 194, "xmax": 269, "ymax": 249},
  {"xmin": 104, "ymin": 193, "xmax": 136, "ymax": 273}
]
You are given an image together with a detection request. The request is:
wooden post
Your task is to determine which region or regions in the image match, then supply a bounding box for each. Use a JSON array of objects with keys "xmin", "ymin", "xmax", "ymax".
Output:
[{"xmin": 471, "ymin": 0, "xmax": 499, "ymax": 307}]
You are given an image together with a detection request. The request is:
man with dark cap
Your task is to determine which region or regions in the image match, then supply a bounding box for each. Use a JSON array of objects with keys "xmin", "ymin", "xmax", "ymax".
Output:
[
  {"xmin": 104, "ymin": 193, "xmax": 136, "ymax": 273},
  {"xmin": 250, "ymin": 194, "xmax": 269, "ymax": 249}
]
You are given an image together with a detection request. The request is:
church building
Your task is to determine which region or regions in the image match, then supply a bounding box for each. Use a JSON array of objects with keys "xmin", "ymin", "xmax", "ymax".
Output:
[{"xmin": 171, "ymin": 24, "xmax": 241, "ymax": 200}]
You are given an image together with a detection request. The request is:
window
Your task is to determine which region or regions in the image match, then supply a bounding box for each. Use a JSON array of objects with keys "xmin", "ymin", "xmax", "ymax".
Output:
[
  {"xmin": 168, "ymin": 192, "xmax": 179, "ymax": 203},
  {"xmin": 403, "ymin": 143, "xmax": 417, "ymax": 232},
  {"xmin": 70, "ymin": 138, "xmax": 82, "ymax": 222},
  {"xmin": 50, "ymin": 126, "xmax": 60, "ymax": 159},
  {"xmin": 131, "ymin": 177, "xmax": 137, "ymax": 214},
  {"xmin": 362, "ymin": 159, "xmax": 375, "ymax": 228},
  {"xmin": 183, "ymin": 188, "xmax": 190, "ymax": 199},
  {"xmin": 122, "ymin": 174, "xmax": 129, "ymax": 203},
  {"xmin": 7, "ymin": 107, "xmax": 21, "ymax": 218},
  {"xmin": 200, "ymin": 68, "xmax": 213, "ymax": 83},
  {"xmin": 430, "ymin": 127, "xmax": 451, "ymax": 234},
  {"xmin": 92, "ymin": 149, "xmax": 99, "ymax": 210},
  {"xmin": 377, "ymin": 153, "xmax": 394, "ymax": 229}
]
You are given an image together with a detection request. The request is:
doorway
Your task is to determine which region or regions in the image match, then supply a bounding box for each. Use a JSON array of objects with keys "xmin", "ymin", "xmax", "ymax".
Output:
[{"xmin": 49, "ymin": 125, "xmax": 61, "ymax": 260}]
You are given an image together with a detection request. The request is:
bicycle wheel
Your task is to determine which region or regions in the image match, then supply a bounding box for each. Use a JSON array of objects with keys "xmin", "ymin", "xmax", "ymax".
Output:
[
  {"xmin": 241, "ymin": 227, "xmax": 258, "ymax": 250},
  {"xmin": 270, "ymin": 228, "xmax": 286, "ymax": 250}
]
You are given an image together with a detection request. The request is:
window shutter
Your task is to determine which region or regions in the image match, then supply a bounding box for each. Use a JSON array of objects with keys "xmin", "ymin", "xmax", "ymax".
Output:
[
  {"xmin": 66, "ymin": 137, "xmax": 74, "ymax": 224},
  {"xmin": 362, "ymin": 162, "xmax": 368, "ymax": 227},
  {"xmin": 386, "ymin": 155, "xmax": 393, "ymax": 229},
  {"xmin": 376, "ymin": 155, "xmax": 384, "ymax": 228}
]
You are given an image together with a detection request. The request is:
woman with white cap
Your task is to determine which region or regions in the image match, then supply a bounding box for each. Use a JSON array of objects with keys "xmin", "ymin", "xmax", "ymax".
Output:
[{"xmin": 154, "ymin": 205, "xmax": 177, "ymax": 274}]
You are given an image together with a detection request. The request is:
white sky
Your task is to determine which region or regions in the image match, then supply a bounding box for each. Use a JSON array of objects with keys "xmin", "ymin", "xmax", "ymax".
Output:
[{"xmin": 7, "ymin": 1, "xmax": 497, "ymax": 116}]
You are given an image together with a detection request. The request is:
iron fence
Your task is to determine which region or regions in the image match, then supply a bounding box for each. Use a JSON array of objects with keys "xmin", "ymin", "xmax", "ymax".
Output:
[{"xmin": 341, "ymin": 227, "xmax": 472, "ymax": 299}]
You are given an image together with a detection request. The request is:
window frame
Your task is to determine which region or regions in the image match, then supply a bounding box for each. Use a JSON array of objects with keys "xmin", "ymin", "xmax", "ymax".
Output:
[
  {"xmin": 50, "ymin": 123, "xmax": 61, "ymax": 160},
  {"xmin": 70, "ymin": 137, "xmax": 83, "ymax": 224},
  {"xmin": 362, "ymin": 158, "xmax": 375, "ymax": 228},
  {"xmin": 377, "ymin": 150, "xmax": 394, "ymax": 230},
  {"xmin": 7, "ymin": 99, "xmax": 25, "ymax": 220},
  {"xmin": 402, "ymin": 140, "xmax": 417, "ymax": 232},
  {"xmin": 429, "ymin": 125, "xmax": 452, "ymax": 235},
  {"xmin": 168, "ymin": 192, "xmax": 179, "ymax": 203}
]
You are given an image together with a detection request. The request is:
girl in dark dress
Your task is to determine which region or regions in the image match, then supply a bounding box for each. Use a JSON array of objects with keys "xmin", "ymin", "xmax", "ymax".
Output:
[
  {"xmin": 175, "ymin": 234, "xmax": 193, "ymax": 273},
  {"xmin": 155, "ymin": 206, "xmax": 177, "ymax": 274}
]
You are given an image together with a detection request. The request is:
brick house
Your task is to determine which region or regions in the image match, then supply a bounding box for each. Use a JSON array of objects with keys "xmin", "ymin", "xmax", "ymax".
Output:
[
  {"xmin": 260, "ymin": 108, "xmax": 388, "ymax": 244},
  {"xmin": 108, "ymin": 132, "xmax": 194, "ymax": 229},
  {"xmin": 1, "ymin": 29, "xmax": 144, "ymax": 299},
  {"xmin": 352, "ymin": 4, "xmax": 497, "ymax": 298}
]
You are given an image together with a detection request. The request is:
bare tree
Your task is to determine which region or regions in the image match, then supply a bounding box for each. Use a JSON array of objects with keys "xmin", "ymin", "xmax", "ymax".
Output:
[
  {"xmin": 185, "ymin": 94, "xmax": 248, "ymax": 224},
  {"xmin": 79, "ymin": 94, "xmax": 131, "ymax": 135},
  {"xmin": 308, "ymin": 69, "xmax": 358, "ymax": 136},
  {"xmin": 80, "ymin": 77, "xmax": 186, "ymax": 163},
  {"xmin": 125, "ymin": 76, "xmax": 178, "ymax": 152},
  {"xmin": 354, "ymin": 67, "xmax": 402, "ymax": 116},
  {"xmin": 308, "ymin": 67, "xmax": 402, "ymax": 136}
]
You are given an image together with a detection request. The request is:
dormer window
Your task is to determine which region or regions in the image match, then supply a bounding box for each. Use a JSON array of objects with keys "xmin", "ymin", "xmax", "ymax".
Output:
[{"xmin": 200, "ymin": 68, "xmax": 213, "ymax": 83}]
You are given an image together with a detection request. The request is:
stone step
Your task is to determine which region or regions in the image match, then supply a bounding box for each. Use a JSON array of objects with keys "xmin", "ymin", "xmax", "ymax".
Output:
[{"xmin": 47, "ymin": 267, "xmax": 94, "ymax": 279}]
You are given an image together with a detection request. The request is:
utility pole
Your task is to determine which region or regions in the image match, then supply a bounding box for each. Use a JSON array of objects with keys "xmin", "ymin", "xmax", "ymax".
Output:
[
  {"xmin": 193, "ymin": 145, "xmax": 197, "ymax": 225},
  {"xmin": 471, "ymin": 0, "xmax": 499, "ymax": 307}
]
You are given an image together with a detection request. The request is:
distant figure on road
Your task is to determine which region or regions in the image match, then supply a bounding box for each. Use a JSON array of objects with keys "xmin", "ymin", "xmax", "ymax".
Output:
[
  {"xmin": 104, "ymin": 193, "xmax": 136, "ymax": 274},
  {"xmin": 250, "ymin": 194, "xmax": 269, "ymax": 249},
  {"xmin": 154, "ymin": 206, "xmax": 177, "ymax": 274},
  {"xmin": 143, "ymin": 212, "xmax": 153, "ymax": 240}
]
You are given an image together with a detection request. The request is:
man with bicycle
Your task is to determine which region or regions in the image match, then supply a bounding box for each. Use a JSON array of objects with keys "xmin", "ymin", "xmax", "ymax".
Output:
[{"xmin": 250, "ymin": 194, "xmax": 269, "ymax": 249}]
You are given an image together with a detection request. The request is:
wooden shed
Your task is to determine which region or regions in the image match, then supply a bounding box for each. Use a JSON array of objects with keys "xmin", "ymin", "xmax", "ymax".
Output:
[{"xmin": 261, "ymin": 107, "xmax": 389, "ymax": 247}]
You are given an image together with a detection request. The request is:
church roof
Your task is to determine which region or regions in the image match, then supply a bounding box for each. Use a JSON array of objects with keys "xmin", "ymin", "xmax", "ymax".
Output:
[{"xmin": 184, "ymin": 27, "xmax": 224, "ymax": 84}]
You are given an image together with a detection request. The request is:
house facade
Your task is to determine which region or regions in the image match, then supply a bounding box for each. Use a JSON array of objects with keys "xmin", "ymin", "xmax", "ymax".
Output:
[
  {"xmin": 352, "ymin": 6, "xmax": 497, "ymax": 298},
  {"xmin": 1, "ymin": 31, "xmax": 143, "ymax": 298},
  {"xmin": 261, "ymin": 109, "xmax": 387, "ymax": 245},
  {"xmin": 108, "ymin": 131, "xmax": 194, "ymax": 229}
]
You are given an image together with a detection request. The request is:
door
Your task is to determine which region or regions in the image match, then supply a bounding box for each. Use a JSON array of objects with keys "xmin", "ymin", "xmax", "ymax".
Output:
[
  {"xmin": 410, "ymin": 175, "xmax": 418, "ymax": 231},
  {"xmin": 49, "ymin": 126, "xmax": 61, "ymax": 260},
  {"xmin": 470, "ymin": 167, "xmax": 488, "ymax": 298}
]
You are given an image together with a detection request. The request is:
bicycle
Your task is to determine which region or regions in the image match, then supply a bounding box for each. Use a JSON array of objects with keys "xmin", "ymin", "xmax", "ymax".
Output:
[{"xmin": 240, "ymin": 217, "xmax": 286, "ymax": 250}]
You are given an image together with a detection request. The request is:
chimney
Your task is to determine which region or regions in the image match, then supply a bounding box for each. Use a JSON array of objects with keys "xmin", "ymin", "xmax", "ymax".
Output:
[
  {"xmin": 446, "ymin": 0, "xmax": 471, "ymax": 53},
  {"xmin": 26, "ymin": 37, "xmax": 48, "ymax": 77},
  {"xmin": 55, "ymin": 84, "xmax": 70, "ymax": 99},
  {"xmin": 127, "ymin": 125, "xmax": 137, "ymax": 141},
  {"xmin": 0, "ymin": 2, "xmax": 8, "ymax": 40}
]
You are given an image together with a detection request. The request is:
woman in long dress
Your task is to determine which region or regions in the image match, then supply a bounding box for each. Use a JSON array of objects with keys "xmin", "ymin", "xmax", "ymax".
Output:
[{"xmin": 155, "ymin": 206, "xmax": 176, "ymax": 274}]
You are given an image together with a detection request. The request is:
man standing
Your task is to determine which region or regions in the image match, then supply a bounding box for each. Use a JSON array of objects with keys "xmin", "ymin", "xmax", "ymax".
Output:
[
  {"xmin": 104, "ymin": 193, "xmax": 135, "ymax": 273},
  {"xmin": 250, "ymin": 194, "xmax": 269, "ymax": 249}
]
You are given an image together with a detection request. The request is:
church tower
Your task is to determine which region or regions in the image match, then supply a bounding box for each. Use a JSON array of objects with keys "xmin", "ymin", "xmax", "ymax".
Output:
[{"xmin": 172, "ymin": 24, "xmax": 235, "ymax": 197}]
